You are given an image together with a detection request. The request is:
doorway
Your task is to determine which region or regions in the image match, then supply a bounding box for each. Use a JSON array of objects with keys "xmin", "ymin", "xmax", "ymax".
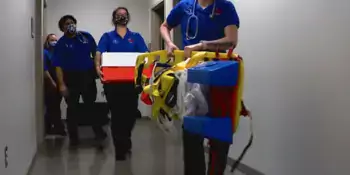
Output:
[{"xmin": 150, "ymin": 1, "xmax": 165, "ymax": 51}]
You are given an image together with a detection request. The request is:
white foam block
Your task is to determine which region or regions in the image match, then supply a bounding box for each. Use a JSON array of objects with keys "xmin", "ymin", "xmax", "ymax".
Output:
[{"xmin": 101, "ymin": 52, "xmax": 142, "ymax": 67}]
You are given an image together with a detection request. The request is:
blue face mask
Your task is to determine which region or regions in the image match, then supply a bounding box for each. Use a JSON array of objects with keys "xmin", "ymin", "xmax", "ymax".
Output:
[
  {"xmin": 67, "ymin": 24, "xmax": 77, "ymax": 34},
  {"xmin": 49, "ymin": 41, "xmax": 57, "ymax": 47}
]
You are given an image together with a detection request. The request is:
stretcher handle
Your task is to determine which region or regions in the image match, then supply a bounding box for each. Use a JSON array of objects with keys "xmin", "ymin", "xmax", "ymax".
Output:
[
  {"xmin": 227, "ymin": 48, "xmax": 234, "ymax": 58},
  {"xmin": 213, "ymin": 45, "xmax": 234, "ymax": 58},
  {"xmin": 156, "ymin": 62, "xmax": 172, "ymax": 68},
  {"xmin": 135, "ymin": 58, "xmax": 174, "ymax": 94},
  {"xmin": 214, "ymin": 47, "xmax": 238, "ymax": 61},
  {"xmin": 135, "ymin": 63, "xmax": 145, "ymax": 94}
]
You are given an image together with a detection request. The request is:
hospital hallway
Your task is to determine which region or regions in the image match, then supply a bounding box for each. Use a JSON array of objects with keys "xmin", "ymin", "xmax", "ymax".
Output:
[
  {"xmin": 27, "ymin": 119, "xmax": 245, "ymax": 175},
  {"xmin": 2, "ymin": 0, "xmax": 350, "ymax": 174}
]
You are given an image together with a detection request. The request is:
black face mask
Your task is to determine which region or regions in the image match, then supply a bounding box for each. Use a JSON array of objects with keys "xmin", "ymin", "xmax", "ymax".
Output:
[{"xmin": 114, "ymin": 15, "xmax": 129, "ymax": 26}]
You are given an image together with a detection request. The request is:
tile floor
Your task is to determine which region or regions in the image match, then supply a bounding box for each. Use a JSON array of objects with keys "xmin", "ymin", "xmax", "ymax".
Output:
[{"xmin": 28, "ymin": 119, "xmax": 244, "ymax": 175}]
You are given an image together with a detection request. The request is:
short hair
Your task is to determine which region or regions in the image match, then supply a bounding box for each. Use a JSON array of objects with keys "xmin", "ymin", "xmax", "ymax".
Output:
[
  {"xmin": 58, "ymin": 15, "xmax": 77, "ymax": 32},
  {"xmin": 112, "ymin": 7, "xmax": 130, "ymax": 24},
  {"xmin": 43, "ymin": 33, "xmax": 56, "ymax": 49}
]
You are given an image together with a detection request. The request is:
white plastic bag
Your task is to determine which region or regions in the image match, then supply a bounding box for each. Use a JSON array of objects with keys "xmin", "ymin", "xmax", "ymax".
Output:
[
  {"xmin": 183, "ymin": 83, "xmax": 209, "ymax": 117},
  {"xmin": 174, "ymin": 70, "xmax": 189, "ymax": 119}
]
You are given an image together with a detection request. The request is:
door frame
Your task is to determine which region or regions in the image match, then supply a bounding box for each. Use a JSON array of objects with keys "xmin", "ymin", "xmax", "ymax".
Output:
[
  {"xmin": 150, "ymin": 0, "xmax": 164, "ymax": 51},
  {"xmin": 34, "ymin": 0, "xmax": 44, "ymax": 147}
]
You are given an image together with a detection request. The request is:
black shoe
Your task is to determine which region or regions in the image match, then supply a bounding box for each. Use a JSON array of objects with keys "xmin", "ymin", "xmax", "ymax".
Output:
[
  {"xmin": 69, "ymin": 139, "xmax": 80, "ymax": 147},
  {"xmin": 95, "ymin": 136, "xmax": 107, "ymax": 150},
  {"xmin": 45, "ymin": 128, "xmax": 54, "ymax": 136},
  {"xmin": 52, "ymin": 128, "xmax": 67, "ymax": 137},
  {"xmin": 59, "ymin": 131, "xmax": 67, "ymax": 136},
  {"xmin": 95, "ymin": 132, "xmax": 107, "ymax": 142},
  {"xmin": 115, "ymin": 154, "xmax": 126, "ymax": 161}
]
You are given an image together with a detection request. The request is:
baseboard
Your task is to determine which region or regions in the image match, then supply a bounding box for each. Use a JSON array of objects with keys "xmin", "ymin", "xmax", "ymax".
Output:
[{"xmin": 204, "ymin": 146, "xmax": 265, "ymax": 175}]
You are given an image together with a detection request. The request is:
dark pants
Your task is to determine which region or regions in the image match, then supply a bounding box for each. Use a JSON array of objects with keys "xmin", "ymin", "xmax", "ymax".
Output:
[
  {"xmin": 63, "ymin": 70, "xmax": 105, "ymax": 141},
  {"xmin": 44, "ymin": 80, "xmax": 64, "ymax": 134},
  {"xmin": 104, "ymin": 83, "xmax": 138, "ymax": 155},
  {"xmin": 183, "ymin": 129, "xmax": 231, "ymax": 175}
]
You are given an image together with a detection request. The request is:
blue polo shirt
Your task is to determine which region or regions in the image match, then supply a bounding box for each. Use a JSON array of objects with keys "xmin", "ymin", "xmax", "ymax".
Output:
[
  {"xmin": 166, "ymin": 0, "xmax": 240, "ymax": 48},
  {"xmin": 52, "ymin": 31, "xmax": 96, "ymax": 71},
  {"xmin": 43, "ymin": 49, "xmax": 51, "ymax": 71},
  {"xmin": 97, "ymin": 29, "xmax": 148, "ymax": 53}
]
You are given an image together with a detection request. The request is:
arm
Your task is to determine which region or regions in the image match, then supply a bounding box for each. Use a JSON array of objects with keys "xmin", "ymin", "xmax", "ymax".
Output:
[
  {"xmin": 95, "ymin": 33, "xmax": 109, "ymax": 69},
  {"xmin": 95, "ymin": 52, "xmax": 102, "ymax": 69},
  {"xmin": 87, "ymin": 32, "xmax": 97, "ymax": 58},
  {"xmin": 160, "ymin": 2, "xmax": 184, "ymax": 45},
  {"xmin": 43, "ymin": 54, "xmax": 56, "ymax": 87},
  {"xmin": 91, "ymin": 41, "xmax": 97, "ymax": 59},
  {"xmin": 160, "ymin": 22, "xmax": 173, "ymax": 45},
  {"xmin": 44, "ymin": 71, "xmax": 56, "ymax": 87},
  {"xmin": 55, "ymin": 67, "xmax": 65, "ymax": 87},
  {"xmin": 51, "ymin": 42, "xmax": 66, "ymax": 88},
  {"xmin": 200, "ymin": 2, "xmax": 240, "ymax": 51},
  {"xmin": 135, "ymin": 33, "xmax": 149, "ymax": 52},
  {"xmin": 202, "ymin": 26, "xmax": 238, "ymax": 51}
]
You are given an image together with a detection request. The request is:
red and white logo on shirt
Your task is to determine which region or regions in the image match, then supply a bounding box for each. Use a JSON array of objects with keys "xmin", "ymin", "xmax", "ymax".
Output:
[{"xmin": 214, "ymin": 8, "xmax": 222, "ymax": 15}]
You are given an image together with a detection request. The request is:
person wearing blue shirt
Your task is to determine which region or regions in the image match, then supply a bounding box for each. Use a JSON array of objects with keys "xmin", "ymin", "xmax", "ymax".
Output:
[
  {"xmin": 95, "ymin": 7, "xmax": 148, "ymax": 161},
  {"xmin": 43, "ymin": 33, "xmax": 66, "ymax": 137},
  {"xmin": 52, "ymin": 15, "xmax": 107, "ymax": 147},
  {"xmin": 160, "ymin": 0, "xmax": 240, "ymax": 174}
]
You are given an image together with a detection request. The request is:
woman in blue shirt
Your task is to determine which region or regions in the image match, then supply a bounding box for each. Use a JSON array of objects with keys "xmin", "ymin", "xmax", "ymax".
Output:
[
  {"xmin": 43, "ymin": 33, "xmax": 66, "ymax": 136},
  {"xmin": 52, "ymin": 15, "xmax": 107, "ymax": 147},
  {"xmin": 160, "ymin": 0, "xmax": 240, "ymax": 174},
  {"xmin": 95, "ymin": 7, "xmax": 148, "ymax": 161}
]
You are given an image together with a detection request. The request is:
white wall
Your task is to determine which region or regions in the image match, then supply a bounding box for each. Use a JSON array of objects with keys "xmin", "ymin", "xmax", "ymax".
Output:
[
  {"xmin": 228, "ymin": 0, "xmax": 350, "ymax": 174},
  {"xmin": 0, "ymin": 0, "xmax": 38, "ymax": 174},
  {"xmin": 46, "ymin": 0, "xmax": 150, "ymax": 43}
]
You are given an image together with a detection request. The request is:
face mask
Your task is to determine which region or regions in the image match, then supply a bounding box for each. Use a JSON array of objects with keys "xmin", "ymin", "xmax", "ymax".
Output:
[
  {"xmin": 114, "ymin": 15, "xmax": 129, "ymax": 26},
  {"xmin": 49, "ymin": 41, "xmax": 57, "ymax": 47},
  {"xmin": 67, "ymin": 24, "xmax": 77, "ymax": 34}
]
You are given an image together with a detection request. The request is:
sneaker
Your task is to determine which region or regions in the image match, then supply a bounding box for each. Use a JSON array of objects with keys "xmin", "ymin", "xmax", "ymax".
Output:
[
  {"xmin": 95, "ymin": 132, "xmax": 108, "ymax": 142},
  {"xmin": 69, "ymin": 139, "xmax": 80, "ymax": 147},
  {"xmin": 115, "ymin": 154, "xmax": 126, "ymax": 161},
  {"xmin": 45, "ymin": 128, "xmax": 54, "ymax": 136},
  {"xmin": 52, "ymin": 129, "xmax": 67, "ymax": 137},
  {"xmin": 94, "ymin": 132, "xmax": 107, "ymax": 149}
]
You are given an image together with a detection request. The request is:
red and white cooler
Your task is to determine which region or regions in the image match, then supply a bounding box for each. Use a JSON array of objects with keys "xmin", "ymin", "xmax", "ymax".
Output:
[
  {"xmin": 101, "ymin": 52, "xmax": 152, "ymax": 117},
  {"xmin": 101, "ymin": 52, "xmax": 141, "ymax": 83}
]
